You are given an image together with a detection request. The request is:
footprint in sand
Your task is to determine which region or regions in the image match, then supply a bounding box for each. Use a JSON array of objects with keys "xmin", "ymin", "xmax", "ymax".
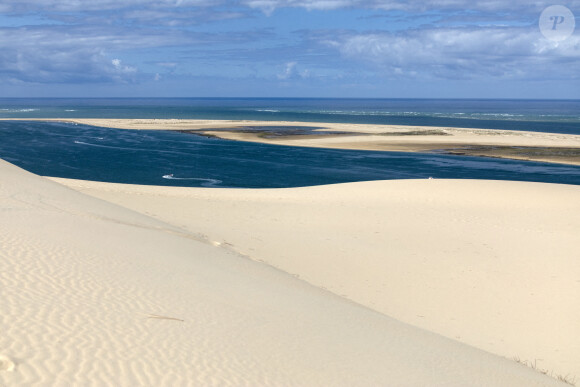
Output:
[{"xmin": 0, "ymin": 355, "xmax": 15, "ymax": 372}]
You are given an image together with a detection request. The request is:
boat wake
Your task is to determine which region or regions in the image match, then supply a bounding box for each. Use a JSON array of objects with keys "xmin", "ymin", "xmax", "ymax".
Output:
[{"xmin": 162, "ymin": 174, "xmax": 222, "ymax": 187}]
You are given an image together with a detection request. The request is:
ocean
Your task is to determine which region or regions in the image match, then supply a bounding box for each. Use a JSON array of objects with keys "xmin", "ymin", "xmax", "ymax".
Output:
[
  {"xmin": 1, "ymin": 98, "xmax": 580, "ymax": 134},
  {"xmin": 1, "ymin": 98, "xmax": 579, "ymax": 187}
]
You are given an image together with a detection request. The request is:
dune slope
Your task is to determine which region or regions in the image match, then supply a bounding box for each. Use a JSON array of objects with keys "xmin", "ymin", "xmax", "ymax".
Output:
[
  {"xmin": 1, "ymin": 159, "xmax": 574, "ymax": 385},
  {"xmin": 53, "ymin": 176, "xmax": 580, "ymax": 382}
]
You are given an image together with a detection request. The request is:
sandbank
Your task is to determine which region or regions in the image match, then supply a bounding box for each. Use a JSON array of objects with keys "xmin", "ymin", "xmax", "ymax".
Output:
[{"xmin": 5, "ymin": 118, "xmax": 579, "ymax": 165}]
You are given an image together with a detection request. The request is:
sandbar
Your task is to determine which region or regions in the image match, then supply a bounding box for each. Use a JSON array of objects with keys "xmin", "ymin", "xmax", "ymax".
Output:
[{"xmin": 5, "ymin": 118, "xmax": 579, "ymax": 165}]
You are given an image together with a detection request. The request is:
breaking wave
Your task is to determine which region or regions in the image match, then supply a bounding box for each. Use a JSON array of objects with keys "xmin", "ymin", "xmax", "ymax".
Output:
[{"xmin": 0, "ymin": 108, "xmax": 39, "ymax": 113}]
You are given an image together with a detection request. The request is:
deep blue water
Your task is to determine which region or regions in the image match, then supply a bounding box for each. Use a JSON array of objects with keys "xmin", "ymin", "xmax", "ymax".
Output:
[
  {"xmin": 1, "ymin": 98, "xmax": 579, "ymax": 134},
  {"xmin": 1, "ymin": 120, "xmax": 580, "ymax": 188}
]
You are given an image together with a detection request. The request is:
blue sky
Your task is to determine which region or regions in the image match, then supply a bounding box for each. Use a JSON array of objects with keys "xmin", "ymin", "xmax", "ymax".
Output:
[{"xmin": 0, "ymin": 0, "xmax": 579, "ymax": 98}]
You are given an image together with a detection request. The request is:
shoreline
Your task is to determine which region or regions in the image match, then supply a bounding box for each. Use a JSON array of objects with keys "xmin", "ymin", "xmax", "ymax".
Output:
[{"xmin": 2, "ymin": 118, "xmax": 580, "ymax": 165}]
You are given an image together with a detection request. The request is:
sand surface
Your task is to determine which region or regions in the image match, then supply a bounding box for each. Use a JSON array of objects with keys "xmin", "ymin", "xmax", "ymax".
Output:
[
  {"xmin": 48, "ymin": 175, "xmax": 580, "ymax": 384},
  {"xmin": 8, "ymin": 118, "xmax": 579, "ymax": 165},
  {"xmin": 1, "ymin": 159, "xmax": 577, "ymax": 385}
]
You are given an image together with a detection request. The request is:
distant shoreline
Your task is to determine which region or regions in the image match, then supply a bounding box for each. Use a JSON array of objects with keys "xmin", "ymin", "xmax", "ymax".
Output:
[{"xmin": 3, "ymin": 118, "xmax": 580, "ymax": 166}]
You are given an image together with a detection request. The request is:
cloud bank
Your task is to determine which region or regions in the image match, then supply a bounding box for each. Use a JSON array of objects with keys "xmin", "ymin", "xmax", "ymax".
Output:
[
  {"xmin": 0, "ymin": 0, "xmax": 578, "ymax": 96},
  {"xmin": 323, "ymin": 27, "xmax": 580, "ymax": 80},
  {"xmin": 243, "ymin": 0, "xmax": 580, "ymax": 13}
]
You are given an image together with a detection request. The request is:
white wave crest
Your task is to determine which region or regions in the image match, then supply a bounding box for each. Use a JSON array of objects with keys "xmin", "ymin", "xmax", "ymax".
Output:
[
  {"xmin": 0, "ymin": 108, "xmax": 39, "ymax": 113},
  {"xmin": 163, "ymin": 174, "xmax": 222, "ymax": 187}
]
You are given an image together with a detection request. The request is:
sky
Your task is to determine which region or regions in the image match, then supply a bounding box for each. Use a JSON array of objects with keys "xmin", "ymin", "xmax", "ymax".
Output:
[{"xmin": 0, "ymin": 0, "xmax": 579, "ymax": 98}]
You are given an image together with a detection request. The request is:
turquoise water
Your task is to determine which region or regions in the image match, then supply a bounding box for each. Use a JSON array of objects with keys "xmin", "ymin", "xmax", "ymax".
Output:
[
  {"xmin": 1, "ymin": 120, "xmax": 580, "ymax": 188},
  {"xmin": 1, "ymin": 98, "xmax": 579, "ymax": 134}
]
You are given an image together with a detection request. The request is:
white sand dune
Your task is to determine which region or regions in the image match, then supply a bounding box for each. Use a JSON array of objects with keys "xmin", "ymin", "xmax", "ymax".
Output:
[
  {"xmin": 52, "ymin": 176, "xmax": 580, "ymax": 384},
  {"xmin": 1, "ymin": 160, "xmax": 575, "ymax": 385},
  {"xmin": 0, "ymin": 160, "xmax": 572, "ymax": 386}
]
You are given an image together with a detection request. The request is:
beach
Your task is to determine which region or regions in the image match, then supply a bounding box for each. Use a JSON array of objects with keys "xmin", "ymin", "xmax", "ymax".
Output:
[{"xmin": 1, "ymin": 119, "xmax": 580, "ymax": 385}]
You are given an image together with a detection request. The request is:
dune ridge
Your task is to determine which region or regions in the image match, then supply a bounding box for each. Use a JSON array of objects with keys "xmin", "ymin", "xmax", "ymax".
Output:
[{"xmin": 1, "ymin": 157, "xmax": 575, "ymax": 385}]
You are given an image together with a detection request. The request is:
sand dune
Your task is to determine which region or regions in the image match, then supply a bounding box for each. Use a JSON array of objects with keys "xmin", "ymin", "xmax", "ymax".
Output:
[
  {"xmin": 52, "ymin": 176, "xmax": 580, "ymax": 384},
  {"xmin": 1, "ymin": 159, "xmax": 575, "ymax": 385}
]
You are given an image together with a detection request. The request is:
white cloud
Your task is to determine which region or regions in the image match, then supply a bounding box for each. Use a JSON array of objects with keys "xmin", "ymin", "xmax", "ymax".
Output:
[
  {"xmin": 324, "ymin": 27, "xmax": 580, "ymax": 80},
  {"xmin": 0, "ymin": 27, "xmax": 144, "ymax": 83},
  {"xmin": 5, "ymin": 0, "xmax": 579, "ymax": 14},
  {"xmin": 0, "ymin": 0, "xmax": 243, "ymax": 27},
  {"xmin": 0, "ymin": 0, "xmax": 217, "ymax": 12},
  {"xmin": 245, "ymin": 0, "xmax": 353, "ymax": 14},
  {"xmin": 278, "ymin": 61, "xmax": 297, "ymax": 79},
  {"xmin": 242, "ymin": 0, "xmax": 580, "ymax": 13},
  {"xmin": 277, "ymin": 61, "xmax": 311, "ymax": 79},
  {"xmin": 0, "ymin": 10, "xmax": 275, "ymax": 85},
  {"xmin": 2, "ymin": 0, "xmax": 578, "ymax": 90},
  {"xmin": 112, "ymin": 58, "xmax": 137, "ymax": 74}
]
